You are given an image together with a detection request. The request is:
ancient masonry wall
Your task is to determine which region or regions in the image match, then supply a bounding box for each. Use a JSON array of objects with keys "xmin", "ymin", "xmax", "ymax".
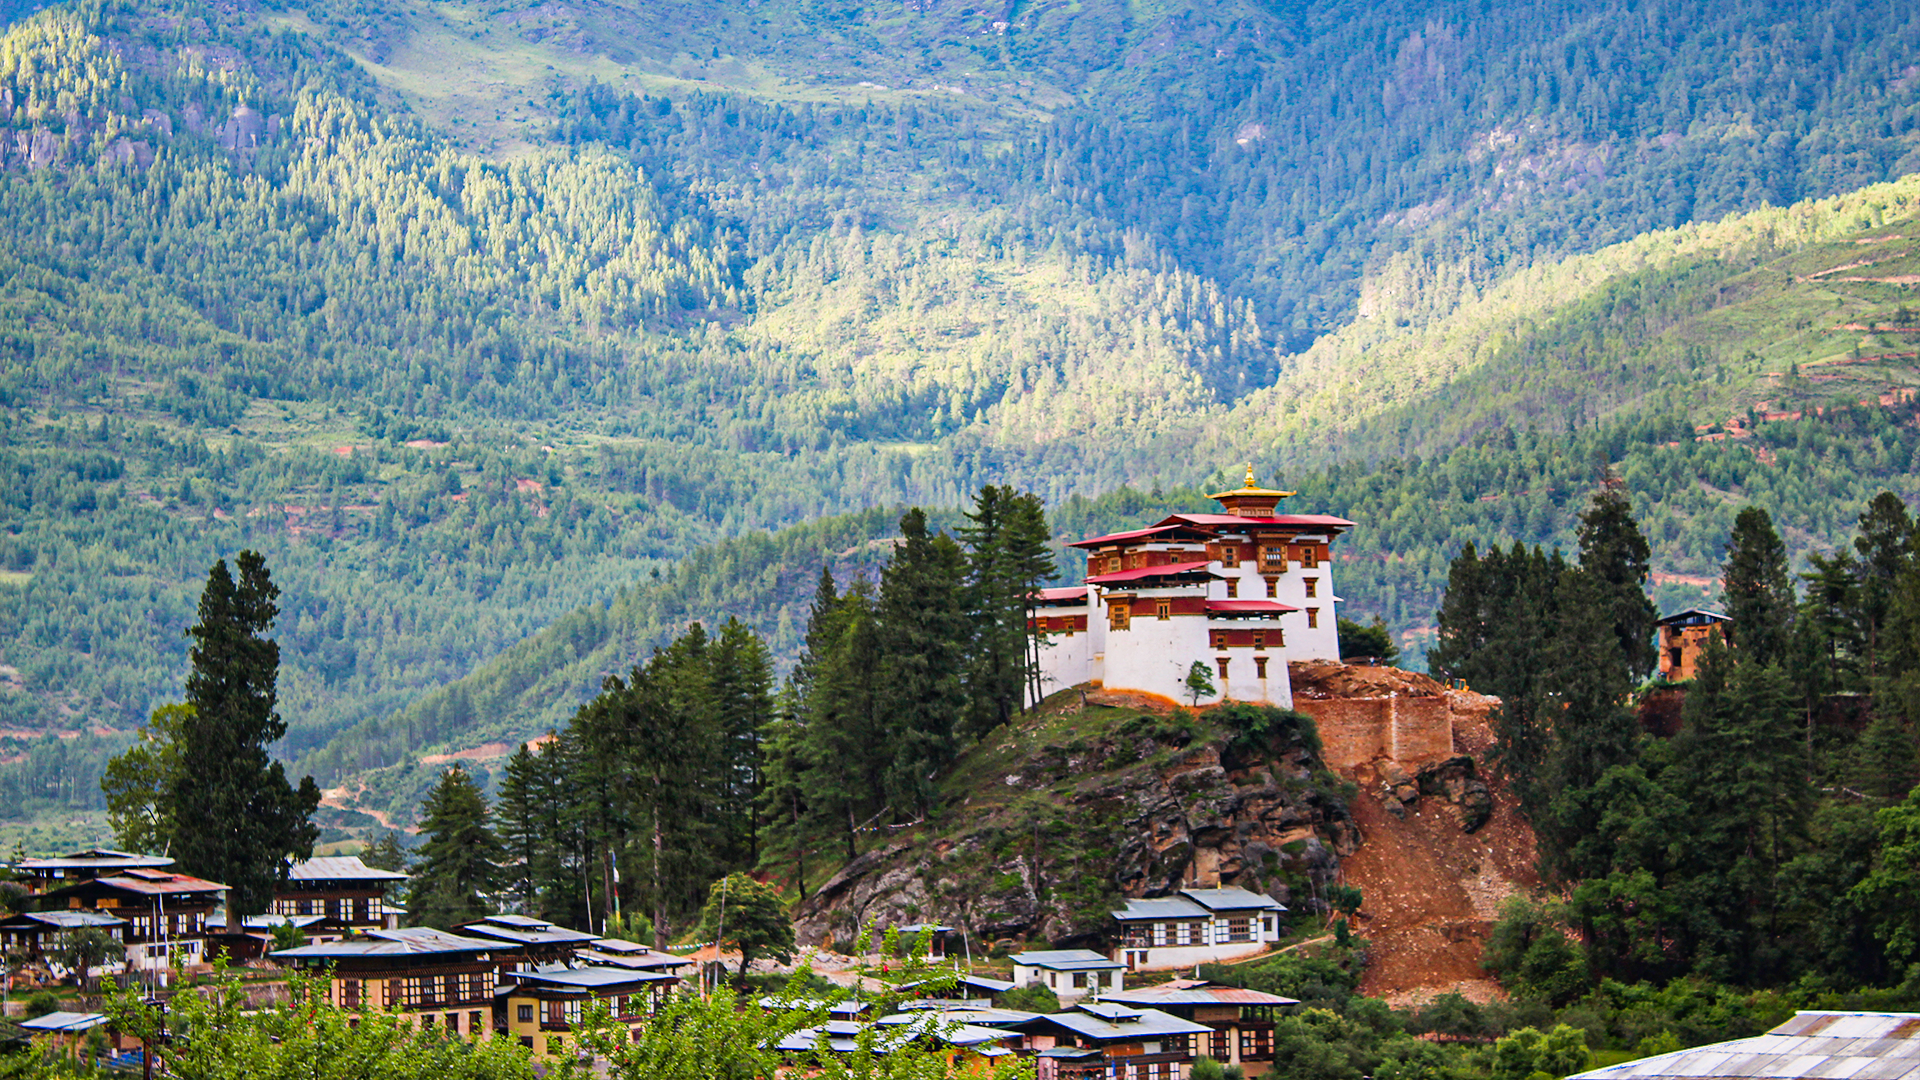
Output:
[{"xmin": 1293, "ymin": 693, "xmax": 1455, "ymax": 771}]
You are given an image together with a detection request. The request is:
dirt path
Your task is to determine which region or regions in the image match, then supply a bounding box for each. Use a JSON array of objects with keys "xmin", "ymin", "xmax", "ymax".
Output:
[{"xmin": 1337, "ymin": 719, "xmax": 1540, "ymax": 1007}]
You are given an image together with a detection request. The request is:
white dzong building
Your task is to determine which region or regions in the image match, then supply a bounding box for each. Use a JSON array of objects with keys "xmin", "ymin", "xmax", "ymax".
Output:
[{"xmin": 1030, "ymin": 469, "xmax": 1354, "ymax": 708}]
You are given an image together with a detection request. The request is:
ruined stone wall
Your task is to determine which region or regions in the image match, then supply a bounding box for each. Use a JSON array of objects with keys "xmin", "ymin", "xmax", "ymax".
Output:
[{"xmin": 1288, "ymin": 661, "xmax": 1468, "ymax": 772}]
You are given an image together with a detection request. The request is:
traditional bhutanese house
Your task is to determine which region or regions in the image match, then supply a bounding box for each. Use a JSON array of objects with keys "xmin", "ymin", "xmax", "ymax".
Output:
[
  {"xmin": 273, "ymin": 856, "xmax": 409, "ymax": 933},
  {"xmin": 454, "ymin": 913, "xmax": 599, "ymax": 969},
  {"xmin": 501, "ymin": 963, "xmax": 678, "ymax": 1057},
  {"xmin": 1099, "ymin": 981, "xmax": 1299, "ymax": 1077},
  {"xmin": 1010, "ymin": 1001, "xmax": 1213, "ymax": 1080},
  {"xmin": 886, "ymin": 922, "xmax": 953, "ymax": 960},
  {"xmin": 39, "ymin": 869, "xmax": 227, "ymax": 974},
  {"xmin": 0, "ymin": 910, "xmax": 126, "ymax": 965},
  {"xmin": 1655, "ymin": 609, "xmax": 1732, "ymax": 682},
  {"xmin": 204, "ymin": 912, "xmax": 331, "ymax": 963},
  {"xmin": 577, "ymin": 937, "xmax": 697, "ymax": 975},
  {"xmin": 1035, "ymin": 468, "xmax": 1355, "ymax": 709},
  {"xmin": 1568, "ymin": 1010, "xmax": 1920, "ymax": 1080},
  {"xmin": 15, "ymin": 1011, "xmax": 132, "ymax": 1063},
  {"xmin": 12, "ymin": 849, "xmax": 173, "ymax": 896},
  {"xmin": 269, "ymin": 927, "xmax": 502, "ymax": 1039},
  {"xmin": 1010, "ymin": 949, "xmax": 1126, "ymax": 1003},
  {"xmin": 1110, "ymin": 887, "xmax": 1288, "ymax": 971}
]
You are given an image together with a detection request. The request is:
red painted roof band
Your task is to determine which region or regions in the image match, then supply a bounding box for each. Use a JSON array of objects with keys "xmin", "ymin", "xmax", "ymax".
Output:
[{"xmin": 1086, "ymin": 560, "xmax": 1217, "ymax": 584}]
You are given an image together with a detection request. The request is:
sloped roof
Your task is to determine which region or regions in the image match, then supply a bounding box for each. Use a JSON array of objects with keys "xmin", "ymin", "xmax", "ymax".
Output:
[
  {"xmin": 1011, "ymin": 949, "xmax": 1124, "ymax": 971},
  {"xmin": 18, "ymin": 1012, "xmax": 109, "ymax": 1033},
  {"xmin": 15, "ymin": 849, "xmax": 172, "ymax": 873},
  {"xmin": 1113, "ymin": 896, "xmax": 1210, "ymax": 921},
  {"xmin": 1069, "ymin": 524, "xmax": 1212, "ymax": 549},
  {"xmin": 1181, "ymin": 886, "xmax": 1285, "ymax": 912},
  {"xmin": 1016, "ymin": 1006, "xmax": 1211, "ymax": 1042},
  {"xmin": 75, "ymin": 872, "xmax": 228, "ymax": 896},
  {"xmin": 0, "ymin": 910, "xmax": 127, "ymax": 931},
  {"xmin": 1656, "ymin": 608, "xmax": 1732, "ymax": 627},
  {"xmin": 1161, "ymin": 513, "xmax": 1356, "ymax": 531},
  {"xmin": 1086, "ymin": 560, "xmax": 1216, "ymax": 585},
  {"xmin": 1034, "ymin": 586, "xmax": 1090, "ymax": 605},
  {"xmin": 456, "ymin": 915, "xmax": 598, "ymax": 948},
  {"xmin": 271, "ymin": 926, "xmax": 499, "ymax": 961},
  {"xmin": 1569, "ymin": 1011, "xmax": 1920, "ymax": 1080},
  {"xmin": 505, "ymin": 964, "xmax": 676, "ymax": 992},
  {"xmin": 286, "ymin": 856, "xmax": 408, "ymax": 882},
  {"xmin": 1102, "ymin": 982, "xmax": 1299, "ymax": 1008},
  {"xmin": 1206, "ymin": 600, "xmax": 1300, "ymax": 615}
]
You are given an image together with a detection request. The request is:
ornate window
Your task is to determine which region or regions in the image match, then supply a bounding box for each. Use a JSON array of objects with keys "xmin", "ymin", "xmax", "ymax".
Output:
[
  {"xmin": 1110, "ymin": 602, "xmax": 1131, "ymax": 630},
  {"xmin": 1254, "ymin": 656, "xmax": 1268, "ymax": 679},
  {"xmin": 1215, "ymin": 657, "xmax": 1229, "ymax": 679},
  {"xmin": 1304, "ymin": 577, "xmax": 1318, "ymax": 598},
  {"xmin": 1306, "ymin": 608, "xmax": 1319, "ymax": 629}
]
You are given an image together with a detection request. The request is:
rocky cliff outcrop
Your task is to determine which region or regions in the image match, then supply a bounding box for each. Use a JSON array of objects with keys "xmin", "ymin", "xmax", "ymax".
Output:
[{"xmin": 794, "ymin": 705, "xmax": 1359, "ymax": 950}]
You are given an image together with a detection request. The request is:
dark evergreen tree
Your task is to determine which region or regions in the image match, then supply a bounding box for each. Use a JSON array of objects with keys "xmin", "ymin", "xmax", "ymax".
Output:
[
  {"xmin": 1722, "ymin": 507, "xmax": 1795, "ymax": 666},
  {"xmin": 876, "ymin": 509, "xmax": 970, "ymax": 818},
  {"xmin": 709, "ymin": 617, "xmax": 774, "ymax": 867},
  {"xmin": 1850, "ymin": 712, "xmax": 1920, "ymax": 803},
  {"xmin": 410, "ymin": 766, "xmax": 503, "ymax": 927},
  {"xmin": 961, "ymin": 486, "xmax": 1057, "ymax": 738},
  {"xmin": 494, "ymin": 740, "xmax": 551, "ymax": 912},
  {"xmin": 164, "ymin": 552, "xmax": 320, "ymax": 917},
  {"xmin": 1575, "ymin": 484, "xmax": 1658, "ymax": 683},
  {"xmin": 1852, "ymin": 492, "xmax": 1913, "ymax": 679}
]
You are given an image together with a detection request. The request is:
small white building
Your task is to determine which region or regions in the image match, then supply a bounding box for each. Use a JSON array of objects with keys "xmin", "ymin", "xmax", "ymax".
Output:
[
  {"xmin": 1009, "ymin": 948, "xmax": 1126, "ymax": 1002},
  {"xmin": 1031, "ymin": 469, "xmax": 1355, "ymax": 709},
  {"xmin": 1110, "ymin": 887, "xmax": 1287, "ymax": 972}
]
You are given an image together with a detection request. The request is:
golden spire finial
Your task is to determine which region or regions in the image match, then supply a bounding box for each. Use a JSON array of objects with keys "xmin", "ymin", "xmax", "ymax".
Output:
[{"xmin": 1245, "ymin": 463, "xmax": 1256, "ymax": 488}]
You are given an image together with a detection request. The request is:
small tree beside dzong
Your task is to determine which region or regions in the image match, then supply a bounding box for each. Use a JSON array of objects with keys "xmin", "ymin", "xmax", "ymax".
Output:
[{"xmin": 1185, "ymin": 660, "xmax": 1217, "ymax": 706}]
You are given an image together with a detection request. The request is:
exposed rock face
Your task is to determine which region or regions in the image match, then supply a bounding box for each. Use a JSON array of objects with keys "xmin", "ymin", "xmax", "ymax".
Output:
[{"xmin": 794, "ymin": 709, "xmax": 1357, "ymax": 951}]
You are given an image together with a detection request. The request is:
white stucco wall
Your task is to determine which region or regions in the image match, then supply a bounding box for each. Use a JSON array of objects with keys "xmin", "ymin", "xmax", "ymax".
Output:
[{"xmin": 1103, "ymin": 606, "xmax": 1219, "ymax": 705}]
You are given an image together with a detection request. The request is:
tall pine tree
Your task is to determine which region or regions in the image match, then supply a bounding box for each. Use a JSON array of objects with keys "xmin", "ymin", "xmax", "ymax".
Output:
[
  {"xmin": 410, "ymin": 766, "xmax": 504, "ymax": 927},
  {"xmin": 1723, "ymin": 506, "xmax": 1796, "ymax": 667}
]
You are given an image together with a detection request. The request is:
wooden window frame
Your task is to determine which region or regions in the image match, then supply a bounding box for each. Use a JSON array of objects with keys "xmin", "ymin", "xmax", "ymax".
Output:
[
  {"xmin": 1306, "ymin": 608, "xmax": 1319, "ymax": 629},
  {"xmin": 1254, "ymin": 656, "xmax": 1268, "ymax": 679},
  {"xmin": 1215, "ymin": 657, "xmax": 1229, "ymax": 679},
  {"xmin": 1304, "ymin": 576, "xmax": 1318, "ymax": 598},
  {"xmin": 1155, "ymin": 599, "xmax": 1171, "ymax": 620}
]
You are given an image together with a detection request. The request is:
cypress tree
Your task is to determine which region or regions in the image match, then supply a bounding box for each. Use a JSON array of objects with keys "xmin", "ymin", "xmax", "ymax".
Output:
[
  {"xmin": 1722, "ymin": 506, "xmax": 1795, "ymax": 666},
  {"xmin": 410, "ymin": 766, "xmax": 503, "ymax": 927},
  {"xmin": 1575, "ymin": 484, "xmax": 1658, "ymax": 683},
  {"xmin": 165, "ymin": 552, "xmax": 320, "ymax": 917}
]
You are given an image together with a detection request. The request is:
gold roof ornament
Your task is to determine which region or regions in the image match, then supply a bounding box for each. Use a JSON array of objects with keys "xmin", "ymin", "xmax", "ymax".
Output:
[{"xmin": 1206, "ymin": 464, "xmax": 1296, "ymax": 502}]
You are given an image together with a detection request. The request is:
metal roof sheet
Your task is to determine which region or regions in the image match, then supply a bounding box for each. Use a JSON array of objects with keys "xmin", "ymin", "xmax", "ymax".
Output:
[
  {"xmin": 16, "ymin": 850, "xmax": 172, "ymax": 872},
  {"xmin": 1159, "ymin": 513, "xmax": 1357, "ymax": 530},
  {"xmin": 1181, "ymin": 886, "xmax": 1286, "ymax": 912},
  {"xmin": 1020, "ymin": 1006, "xmax": 1212, "ymax": 1041},
  {"xmin": 1570, "ymin": 1013, "xmax": 1920, "ymax": 1080},
  {"xmin": 1011, "ymin": 949, "xmax": 1124, "ymax": 971},
  {"xmin": 506, "ymin": 965, "xmax": 675, "ymax": 991},
  {"xmin": 1113, "ymin": 897, "xmax": 1211, "ymax": 920},
  {"xmin": 1102, "ymin": 984, "xmax": 1299, "ymax": 1008},
  {"xmin": 18, "ymin": 1012, "xmax": 109, "ymax": 1033},
  {"xmin": 285, "ymin": 855, "xmax": 409, "ymax": 882},
  {"xmin": 0, "ymin": 911, "xmax": 127, "ymax": 930},
  {"xmin": 1070, "ymin": 525, "xmax": 1204, "ymax": 549},
  {"xmin": 86, "ymin": 872, "xmax": 229, "ymax": 895}
]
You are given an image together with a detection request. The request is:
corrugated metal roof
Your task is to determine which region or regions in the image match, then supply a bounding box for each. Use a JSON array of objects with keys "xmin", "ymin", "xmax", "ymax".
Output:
[
  {"xmin": 1114, "ymin": 896, "xmax": 1211, "ymax": 920},
  {"xmin": 1102, "ymin": 983, "xmax": 1299, "ymax": 1008},
  {"xmin": 89, "ymin": 872, "xmax": 228, "ymax": 895},
  {"xmin": 1019, "ymin": 1006, "xmax": 1212, "ymax": 1041},
  {"xmin": 18, "ymin": 1012, "xmax": 108, "ymax": 1033},
  {"xmin": 16, "ymin": 850, "xmax": 172, "ymax": 872},
  {"xmin": 1011, "ymin": 949, "xmax": 1124, "ymax": 971},
  {"xmin": 1181, "ymin": 886, "xmax": 1286, "ymax": 912},
  {"xmin": 0, "ymin": 911, "xmax": 126, "ymax": 930},
  {"xmin": 506, "ymin": 965, "xmax": 675, "ymax": 991},
  {"xmin": 286, "ymin": 856, "xmax": 408, "ymax": 882},
  {"xmin": 271, "ymin": 927, "xmax": 499, "ymax": 961},
  {"xmin": 1570, "ymin": 1012, "xmax": 1920, "ymax": 1080}
]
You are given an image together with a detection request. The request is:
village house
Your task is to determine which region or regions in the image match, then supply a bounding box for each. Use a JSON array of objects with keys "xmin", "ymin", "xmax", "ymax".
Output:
[
  {"xmin": 1010, "ymin": 949, "xmax": 1126, "ymax": 1003},
  {"xmin": 1009, "ymin": 1001, "xmax": 1213, "ymax": 1080},
  {"xmin": 205, "ymin": 912, "xmax": 332, "ymax": 963},
  {"xmin": 39, "ymin": 868, "xmax": 227, "ymax": 977},
  {"xmin": 501, "ymin": 964, "xmax": 678, "ymax": 1057},
  {"xmin": 1099, "ymin": 981, "xmax": 1299, "ymax": 1076},
  {"xmin": 271, "ymin": 855, "xmax": 409, "ymax": 933},
  {"xmin": 1033, "ymin": 468, "xmax": 1355, "ymax": 708},
  {"xmin": 14, "ymin": 1011, "xmax": 132, "ymax": 1065},
  {"xmin": 270, "ymin": 926, "xmax": 503, "ymax": 1038},
  {"xmin": 0, "ymin": 910, "xmax": 126, "ymax": 967},
  {"xmin": 775, "ymin": 1012, "xmax": 1021, "ymax": 1066},
  {"xmin": 1110, "ymin": 887, "xmax": 1288, "ymax": 971},
  {"xmin": 1656, "ymin": 609, "xmax": 1732, "ymax": 681},
  {"xmin": 11, "ymin": 849, "xmax": 173, "ymax": 896}
]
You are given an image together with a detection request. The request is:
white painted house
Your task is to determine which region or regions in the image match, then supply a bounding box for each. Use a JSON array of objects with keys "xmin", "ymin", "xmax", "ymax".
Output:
[
  {"xmin": 1009, "ymin": 948, "xmax": 1126, "ymax": 1002},
  {"xmin": 1030, "ymin": 469, "xmax": 1354, "ymax": 709},
  {"xmin": 1110, "ymin": 887, "xmax": 1287, "ymax": 971}
]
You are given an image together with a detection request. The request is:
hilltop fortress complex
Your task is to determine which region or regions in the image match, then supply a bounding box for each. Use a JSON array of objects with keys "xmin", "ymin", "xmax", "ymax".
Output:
[{"xmin": 1032, "ymin": 470, "xmax": 1355, "ymax": 710}]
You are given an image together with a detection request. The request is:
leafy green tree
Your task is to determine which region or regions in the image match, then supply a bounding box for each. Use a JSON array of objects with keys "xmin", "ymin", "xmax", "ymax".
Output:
[
  {"xmin": 268, "ymin": 921, "xmax": 308, "ymax": 952},
  {"xmin": 409, "ymin": 766, "xmax": 503, "ymax": 927},
  {"xmin": 107, "ymin": 966, "xmax": 572, "ymax": 1080},
  {"xmin": 56, "ymin": 926, "xmax": 124, "ymax": 1007},
  {"xmin": 1185, "ymin": 660, "xmax": 1218, "ymax": 705},
  {"xmin": 1722, "ymin": 507, "xmax": 1795, "ymax": 666},
  {"xmin": 695, "ymin": 871, "xmax": 795, "ymax": 985},
  {"xmin": 99, "ymin": 702, "xmax": 191, "ymax": 855},
  {"xmin": 1847, "ymin": 785, "xmax": 1920, "ymax": 971},
  {"xmin": 1490, "ymin": 1025, "xmax": 1589, "ymax": 1080}
]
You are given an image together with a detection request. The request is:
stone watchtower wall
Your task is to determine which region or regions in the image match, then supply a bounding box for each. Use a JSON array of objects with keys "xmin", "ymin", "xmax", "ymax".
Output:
[{"xmin": 1285, "ymin": 661, "xmax": 1462, "ymax": 772}]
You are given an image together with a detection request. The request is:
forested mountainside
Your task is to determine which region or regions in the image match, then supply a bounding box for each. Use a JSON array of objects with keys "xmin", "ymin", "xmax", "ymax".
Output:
[{"xmin": 5, "ymin": 0, "xmax": 1920, "ymax": 826}]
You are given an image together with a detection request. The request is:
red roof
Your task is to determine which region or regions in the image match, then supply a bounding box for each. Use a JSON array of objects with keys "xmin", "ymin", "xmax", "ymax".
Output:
[
  {"xmin": 93, "ymin": 872, "xmax": 229, "ymax": 895},
  {"xmin": 1205, "ymin": 600, "xmax": 1299, "ymax": 614},
  {"xmin": 1034, "ymin": 586, "xmax": 1089, "ymax": 603},
  {"xmin": 1087, "ymin": 560, "xmax": 1216, "ymax": 585},
  {"xmin": 1068, "ymin": 524, "xmax": 1189, "ymax": 549},
  {"xmin": 1162, "ymin": 513, "xmax": 1356, "ymax": 530}
]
